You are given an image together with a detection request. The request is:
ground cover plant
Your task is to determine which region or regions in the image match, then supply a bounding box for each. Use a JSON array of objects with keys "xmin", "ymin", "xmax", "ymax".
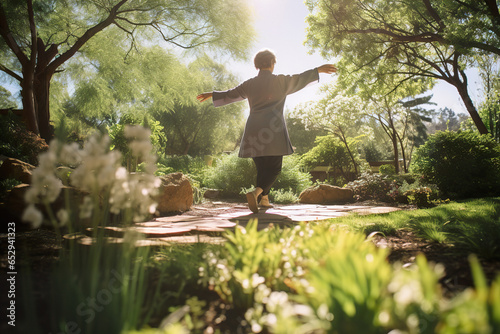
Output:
[{"xmin": 14, "ymin": 194, "xmax": 500, "ymax": 333}]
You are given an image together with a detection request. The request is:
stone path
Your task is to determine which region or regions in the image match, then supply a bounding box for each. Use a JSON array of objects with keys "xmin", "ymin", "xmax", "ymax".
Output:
[{"xmin": 79, "ymin": 201, "xmax": 401, "ymax": 246}]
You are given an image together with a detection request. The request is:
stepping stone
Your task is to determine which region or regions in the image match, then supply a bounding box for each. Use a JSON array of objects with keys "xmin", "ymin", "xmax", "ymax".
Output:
[
  {"xmin": 135, "ymin": 226, "xmax": 193, "ymax": 237},
  {"xmin": 154, "ymin": 215, "xmax": 200, "ymax": 223},
  {"xmin": 159, "ymin": 235, "xmax": 227, "ymax": 244},
  {"xmin": 135, "ymin": 222, "xmax": 166, "ymax": 227},
  {"xmin": 88, "ymin": 226, "xmax": 193, "ymax": 238},
  {"xmin": 77, "ymin": 236, "xmax": 169, "ymax": 247}
]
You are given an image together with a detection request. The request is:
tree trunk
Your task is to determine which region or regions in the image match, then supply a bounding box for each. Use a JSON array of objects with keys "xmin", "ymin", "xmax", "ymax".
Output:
[
  {"xmin": 392, "ymin": 134, "xmax": 399, "ymax": 174},
  {"xmin": 20, "ymin": 74, "xmax": 39, "ymax": 135},
  {"xmin": 453, "ymin": 77, "xmax": 489, "ymax": 134},
  {"xmin": 396, "ymin": 132, "xmax": 408, "ymax": 173},
  {"xmin": 335, "ymin": 129, "xmax": 359, "ymax": 175},
  {"xmin": 34, "ymin": 71, "xmax": 53, "ymax": 141}
]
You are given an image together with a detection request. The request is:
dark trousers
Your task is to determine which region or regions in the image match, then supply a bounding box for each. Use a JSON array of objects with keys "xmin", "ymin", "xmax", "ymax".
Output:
[{"xmin": 252, "ymin": 156, "xmax": 283, "ymax": 196}]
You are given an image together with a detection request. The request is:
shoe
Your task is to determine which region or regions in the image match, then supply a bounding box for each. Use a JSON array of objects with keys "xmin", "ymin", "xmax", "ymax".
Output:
[
  {"xmin": 246, "ymin": 191, "xmax": 259, "ymax": 214},
  {"xmin": 259, "ymin": 195, "xmax": 273, "ymax": 208}
]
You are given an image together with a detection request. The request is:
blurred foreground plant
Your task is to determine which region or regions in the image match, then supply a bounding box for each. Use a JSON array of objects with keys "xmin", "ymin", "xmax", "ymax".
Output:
[
  {"xmin": 22, "ymin": 125, "xmax": 161, "ymax": 231},
  {"xmin": 18, "ymin": 126, "xmax": 165, "ymax": 334}
]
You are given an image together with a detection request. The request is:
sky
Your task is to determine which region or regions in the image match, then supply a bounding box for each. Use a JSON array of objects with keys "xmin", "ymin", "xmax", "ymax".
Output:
[{"xmin": 227, "ymin": 0, "xmax": 484, "ymax": 115}]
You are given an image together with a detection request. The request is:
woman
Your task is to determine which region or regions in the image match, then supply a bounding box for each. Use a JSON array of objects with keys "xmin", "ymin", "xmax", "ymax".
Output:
[{"xmin": 197, "ymin": 49, "xmax": 337, "ymax": 213}]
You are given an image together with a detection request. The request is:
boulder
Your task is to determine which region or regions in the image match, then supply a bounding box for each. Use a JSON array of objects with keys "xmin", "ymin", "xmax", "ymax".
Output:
[
  {"xmin": 203, "ymin": 189, "xmax": 220, "ymax": 199},
  {"xmin": 299, "ymin": 184, "xmax": 354, "ymax": 204},
  {"xmin": 5, "ymin": 184, "xmax": 87, "ymax": 224},
  {"xmin": 0, "ymin": 158, "xmax": 35, "ymax": 184},
  {"xmin": 156, "ymin": 173, "xmax": 193, "ymax": 213}
]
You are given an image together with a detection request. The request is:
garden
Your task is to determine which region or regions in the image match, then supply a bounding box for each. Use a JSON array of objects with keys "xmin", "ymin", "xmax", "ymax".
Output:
[{"xmin": 1, "ymin": 1, "xmax": 500, "ymax": 334}]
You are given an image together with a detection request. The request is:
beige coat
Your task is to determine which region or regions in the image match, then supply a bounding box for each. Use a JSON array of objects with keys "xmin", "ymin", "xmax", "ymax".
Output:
[{"xmin": 213, "ymin": 69, "xmax": 319, "ymax": 158}]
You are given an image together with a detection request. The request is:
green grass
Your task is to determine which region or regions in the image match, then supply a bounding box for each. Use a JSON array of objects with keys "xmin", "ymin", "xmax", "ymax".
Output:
[{"xmin": 326, "ymin": 197, "xmax": 500, "ymax": 259}]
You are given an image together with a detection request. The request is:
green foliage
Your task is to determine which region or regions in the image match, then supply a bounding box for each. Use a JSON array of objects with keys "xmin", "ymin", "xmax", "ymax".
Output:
[
  {"xmin": 200, "ymin": 212, "xmax": 500, "ymax": 334},
  {"xmin": 273, "ymin": 154, "xmax": 312, "ymax": 195},
  {"xmin": 269, "ymin": 188, "xmax": 299, "ymax": 204},
  {"xmin": 0, "ymin": 86, "xmax": 17, "ymax": 109},
  {"xmin": 285, "ymin": 115, "xmax": 328, "ymax": 154},
  {"xmin": 301, "ymin": 134, "xmax": 359, "ymax": 174},
  {"xmin": 202, "ymin": 153, "xmax": 311, "ymax": 197},
  {"xmin": 57, "ymin": 43, "xmax": 245, "ymax": 155},
  {"xmin": 0, "ymin": 112, "xmax": 48, "ymax": 165},
  {"xmin": 300, "ymin": 231, "xmax": 392, "ymax": 334},
  {"xmin": 201, "ymin": 152, "xmax": 256, "ymax": 196},
  {"xmin": 411, "ymin": 131, "xmax": 500, "ymax": 199},
  {"xmin": 379, "ymin": 164, "xmax": 396, "ymax": 176},
  {"xmin": 107, "ymin": 114, "xmax": 166, "ymax": 171},
  {"xmin": 346, "ymin": 172, "xmax": 394, "ymax": 202}
]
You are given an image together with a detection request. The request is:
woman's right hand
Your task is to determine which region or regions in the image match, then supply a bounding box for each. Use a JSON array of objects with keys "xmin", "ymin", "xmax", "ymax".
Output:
[
  {"xmin": 197, "ymin": 92, "xmax": 213, "ymax": 102},
  {"xmin": 317, "ymin": 64, "xmax": 337, "ymax": 74}
]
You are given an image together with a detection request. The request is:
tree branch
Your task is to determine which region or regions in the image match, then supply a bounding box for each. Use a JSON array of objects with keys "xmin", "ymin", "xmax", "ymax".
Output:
[
  {"xmin": 421, "ymin": 0, "xmax": 445, "ymax": 32},
  {"xmin": 47, "ymin": 0, "xmax": 129, "ymax": 74},
  {"xmin": 0, "ymin": 63, "xmax": 22, "ymax": 81},
  {"xmin": 27, "ymin": 0, "xmax": 37, "ymax": 70},
  {"xmin": 0, "ymin": 3, "xmax": 29, "ymax": 66}
]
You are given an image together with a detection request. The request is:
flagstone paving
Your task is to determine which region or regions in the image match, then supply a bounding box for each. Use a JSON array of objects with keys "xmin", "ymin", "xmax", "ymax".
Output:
[{"xmin": 82, "ymin": 201, "xmax": 402, "ymax": 245}]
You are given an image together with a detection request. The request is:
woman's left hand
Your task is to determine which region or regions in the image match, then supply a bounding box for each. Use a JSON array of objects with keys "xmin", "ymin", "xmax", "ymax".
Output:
[
  {"xmin": 317, "ymin": 64, "xmax": 338, "ymax": 74},
  {"xmin": 197, "ymin": 92, "xmax": 213, "ymax": 102}
]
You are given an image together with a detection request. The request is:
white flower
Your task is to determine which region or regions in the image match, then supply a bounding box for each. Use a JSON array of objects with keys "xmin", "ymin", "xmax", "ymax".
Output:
[
  {"xmin": 124, "ymin": 125, "xmax": 151, "ymax": 141},
  {"xmin": 80, "ymin": 196, "xmax": 94, "ymax": 219},
  {"xmin": 57, "ymin": 209, "xmax": 69, "ymax": 226},
  {"xmin": 22, "ymin": 204, "xmax": 43, "ymax": 228}
]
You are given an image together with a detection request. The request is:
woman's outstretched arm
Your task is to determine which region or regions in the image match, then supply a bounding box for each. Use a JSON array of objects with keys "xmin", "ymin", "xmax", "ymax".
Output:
[
  {"xmin": 317, "ymin": 64, "xmax": 337, "ymax": 74},
  {"xmin": 197, "ymin": 92, "xmax": 213, "ymax": 102}
]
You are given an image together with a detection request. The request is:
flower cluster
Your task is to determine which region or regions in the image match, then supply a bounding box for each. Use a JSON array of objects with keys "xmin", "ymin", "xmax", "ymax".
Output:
[{"xmin": 22, "ymin": 126, "xmax": 160, "ymax": 228}]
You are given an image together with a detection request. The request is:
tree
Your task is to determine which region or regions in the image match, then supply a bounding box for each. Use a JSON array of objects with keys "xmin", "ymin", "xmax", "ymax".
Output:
[
  {"xmin": 59, "ymin": 42, "xmax": 245, "ymax": 155},
  {"xmin": 426, "ymin": 107, "xmax": 469, "ymax": 133},
  {"xmin": 153, "ymin": 55, "xmax": 245, "ymax": 156},
  {"xmin": 292, "ymin": 87, "xmax": 368, "ymax": 174},
  {"xmin": 305, "ymin": 0, "xmax": 494, "ymax": 134},
  {"xmin": 285, "ymin": 113, "xmax": 328, "ymax": 154},
  {"xmin": 0, "ymin": 86, "xmax": 17, "ymax": 109},
  {"xmin": 0, "ymin": 0, "xmax": 254, "ymax": 140},
  {"xmin": 301, "ymin": 134, "xmax": 360, "ymax": 182},
  {"xmin": 397, "ymin": 95, "xmax": 435, "ymax": 169},
  {"xmin": 476, "ymin": 53, "xmax": 500, "ymax": 141}
]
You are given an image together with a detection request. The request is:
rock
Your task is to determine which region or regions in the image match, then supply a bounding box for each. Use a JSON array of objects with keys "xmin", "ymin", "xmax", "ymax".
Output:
[
  {"xmin": 299, "ymin": 184, "xmax": 354, "ymax": 204},
  {"xmin": 0, "ymin": 158, "xmax": 35, "ymax": 184},
  {"xmin": 5, "ymin": 184, "xmax": 87, "ymax": 224},
  {"xmin": 203, "ymin": 189, "xmax": 220, "ymax": 199},
  {"xmin": 156, "ymin": 173, "xmax": 193, "ymax": 213}
]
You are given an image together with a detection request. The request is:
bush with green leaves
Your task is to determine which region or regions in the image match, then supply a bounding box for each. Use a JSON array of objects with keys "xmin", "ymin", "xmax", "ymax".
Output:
[
  {"xmin": 269, "ymin": 188, "xmax": 299, "ymax": 204},
  {"xmin": 411, "ymin": 130, "xmax": 500, "ymax": 199},
  {"xmin": 202, "ymin": 152, "xmax": 311, "ymax": 197},
  {"xmin": 0, "ymin": 111, "xmax": 48, "ymax": 164},
  {"xmin": 379, "ymin": 163, "xmax": 396, "ymax": 176},
  {"xmin": 346, "ymin": 172, "xmax": 395, "ymax": 202},
  {"xmin": 301, "ymin": 134, "xmax": 359, "ymax": 177}
]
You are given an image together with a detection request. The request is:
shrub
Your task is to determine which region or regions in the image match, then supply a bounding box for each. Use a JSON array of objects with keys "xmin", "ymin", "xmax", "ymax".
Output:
[
  {"xmin": 272, "ymin": 154, "xmax": 312, "ymax": 195},
  {"xmin": 0, "ymin": 111, "xmax": 48, "ymax": 165},
  {"xmin": 301, "ymin": 134, "xmax": 359, "ymax": 175},
  {"xmin": 411, "ymin": 131, "xmax": 500, "ymax": 199},
  {"xmin": 202, "ymin": 153, "xmax": 311, "ymax": 197},
  {"xmin": 269, "ymin": 188, "xmax": 298, "ymax": 204},
  {"xmin": 202, "ymin": 152, "xmax": 256, "ymax": 196},
  {"xmin": 346, "ymin": 172, "xmax": 394, "ymax": 202},
  {"xmin": 379, "ymin": 163, "xmax": 396, "ymax": 176}
]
